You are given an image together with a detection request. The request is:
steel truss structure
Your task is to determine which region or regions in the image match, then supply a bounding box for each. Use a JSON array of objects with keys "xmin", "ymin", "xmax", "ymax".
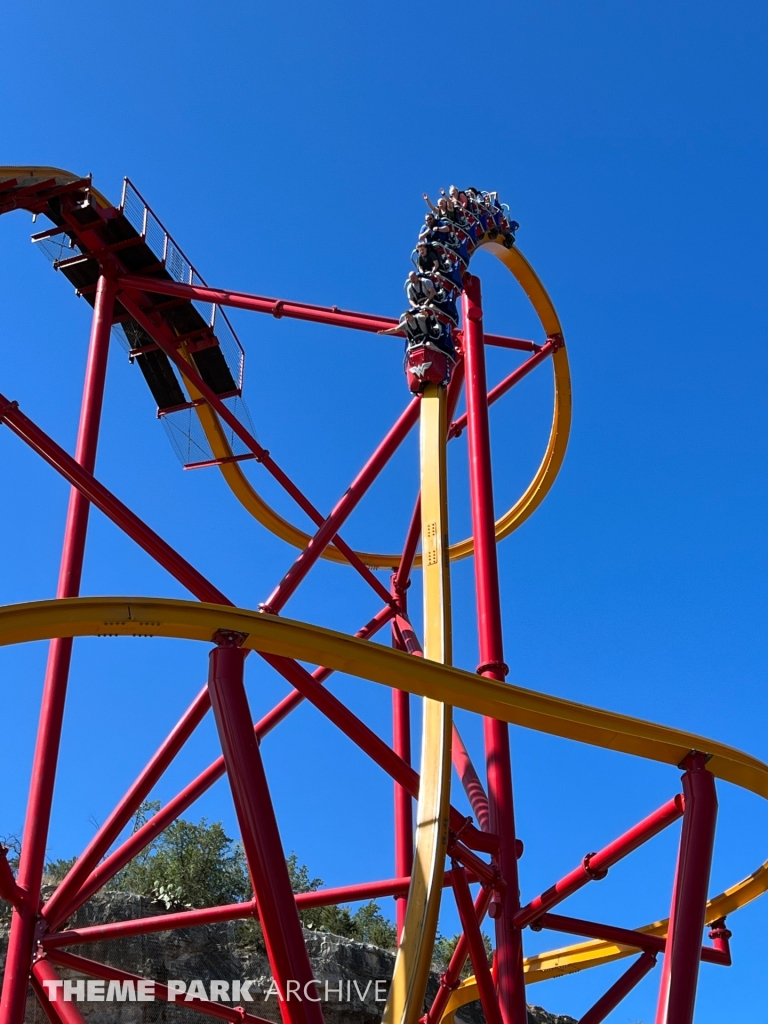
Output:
[{"xmin": 0, "ymin": 166, "xmax": 764, "ymax": 1024}]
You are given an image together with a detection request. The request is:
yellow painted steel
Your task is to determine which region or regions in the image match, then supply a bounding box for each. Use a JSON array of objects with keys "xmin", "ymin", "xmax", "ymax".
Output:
[
  {"xmin": 0, "ymin": 166, "xmax": 571, "ymax": 568},
  {"xmin": 0, "ymin": 166, "xmax": 111, "ymax": 209},
  {"xmin": 188, "ymin": 241, "xmax": 572, "ymax": 569},
  {"xmin": 385, "ymin": 386, "xmax": 454, "ymax": 1024},
  {"xmin": 0, "ymin": 593, "xmax": 766, "ymax": 979}
]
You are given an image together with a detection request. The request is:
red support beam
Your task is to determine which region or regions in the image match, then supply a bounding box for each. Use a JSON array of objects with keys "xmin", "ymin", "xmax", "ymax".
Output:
[
  {"xmin": 515, "ymin": 794, "xmax": 685, "ymax": 929},
  {"xmin": 462, "ymin": 274, "xmax": 527, "ymax": 1024},
  {"xmin": 117, "ymin": 274, "xmax": 539, "ymax": 354},
  {"xmin": 53, "ymin": 607, "xmax": 395, "ymax": 921},
  {"xmin": 533, "ymin": 913, "xmax": 729, "ymax": 966},
  {"xmin": 262, "ymin": 396, "xmax": 420, "ymax": 614},
  {"xmin": 579, "ymin": 952, "xmax": 658, "ymax": 1024},
  {"xmin": 450, "ymin": 336, "xmax": 559, "ymax": 440},
  {"xmin": 425, "ymin": 885, "xmax": 495, "ymax": 1024},
  {"xmin": 655, "ymin": 754, "xmax": 718, "ymax": 1024},
  {"xmin": 115, "ymin": 289, "xmax": 393, "ymax": 608},
  {"xmin": 45, "ymin": 949, "xmax": 273, "ymax": 1024},
  {"xmin": 31, "ymin": 961, "xmax": 89, "ymax": 1024},
  {"xmin": 451, "ymin": 863, "xmax": 502, "ymax": 1024},
  {"xmin": 391, "ymin": 579, "xmax": 414, "ymax": 940},
  {"xmin": 43, "ymin": 871, "xmax": 474, "ymax": 948},
  {"xmin": 207, "ymin": 640, "xmax": 322, "ymax": 1024},
  {"xmin": 42, "ymin": 684, "xmax": 211, "ymax": 930},
  {"xmin": 0, "ymin": 275, "xmax": 116, "ymax": 1024},
  {"xmin": 0, "ymin": 396, "xmax": 229, "ymax": 606},
  {"xmin": 260, "ymin": 652, "xmax": 498, "ymax": 853}
]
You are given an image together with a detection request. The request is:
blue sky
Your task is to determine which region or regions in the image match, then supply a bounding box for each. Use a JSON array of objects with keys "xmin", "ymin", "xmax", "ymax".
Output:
[{"xmin": 1, "ymin": 0, "xmax": 767, "ymax": 1019}]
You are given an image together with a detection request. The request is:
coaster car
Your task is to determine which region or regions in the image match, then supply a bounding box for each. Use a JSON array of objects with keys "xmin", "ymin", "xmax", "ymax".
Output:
[{"xmin": 404, "ymin": 341, "xmax": 456, "ymax": 394}]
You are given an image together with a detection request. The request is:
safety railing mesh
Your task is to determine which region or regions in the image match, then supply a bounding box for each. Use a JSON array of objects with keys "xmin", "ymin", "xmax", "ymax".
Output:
[
  {"xmin": 161, "ymin": 396, "xmax": 258, "ymax": 469},
  {"xmin": 120, "ymin": 180, "xmax": 245, "ymax": 393}
]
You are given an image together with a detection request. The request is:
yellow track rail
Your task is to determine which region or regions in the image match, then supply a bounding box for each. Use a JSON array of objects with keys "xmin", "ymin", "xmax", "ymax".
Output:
[
  {"xmin": 0, "ymin": 166, "xmax": 572, "ymax": 568},
  {"xmin": 385, "ymin": 385, "xmax": 454, "ymax": 1024},
  {"xmin": 0, "ymin": 595, "xmax": 766, "ymax": 985},
  {"xmin": 194, "ymin": 242, "xmax": 571, "ymax": 568}
]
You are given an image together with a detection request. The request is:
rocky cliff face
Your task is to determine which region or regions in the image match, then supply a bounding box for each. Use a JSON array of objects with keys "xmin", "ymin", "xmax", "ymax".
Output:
[{"xmin": 0, "ymin": 893, "xmax": 575, "ymax": 1024}]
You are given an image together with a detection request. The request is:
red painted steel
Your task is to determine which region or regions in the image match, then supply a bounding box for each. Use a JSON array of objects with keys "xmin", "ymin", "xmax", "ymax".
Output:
[
  {"xmin": 424, "ymin": 885, "xmax": 495, "ymax": 1024},
  {"xmin": 0, "ymin": 397, "xmax": 230, "ymax": 606},
  {"xmin": 43, "ymin": 872, "xmax": 473, "ymax": 948},
  {"xmin": 115, "ymin": 290, "xmax": 393, "ymax": 606},
  {"xmin": 31, "ymin": 960, "xmax": 89, "ymax": 1024},
  {"xmin": 207, "ymin": 642, "xmax": 322, "ymax": 1024},
  {"xmin": 261, "ymin": 652, "xmax": 498, "ymax": 852},
  {"xmin": 462, "ymin": 275, "xmax": 527, "ymax": 1024},
  {"xmin": 452, "ymin": 727, "xmax": 491, "ymax": 832},
  {"xmin": 534, "ymin": 913, "xmax": 729, "ymax": 966},
  {"xmin": 43, "ymin": 684, "xmax": 211, "ymax": 928},
  {"xmin": 0, "ymin": 275, "xmax": 116, "ymax": 1024},
  {"xmin": 451, "ymin": 863, "xmax": 502, "ymax": 1024},
  {"xmin": 45, "ymin": 949, "xmax": 272, "ymax": 1024},
  {"xmin": 450, "ymin": 337, "xmax": 558, "ymax": 439},
  {"xmin": 655, "ymin": 754, "xmax": 718, "ymax": 1024},
  {"xmin": 391, "ymin": 581, "xmax": 414, "ymax": 939},
  {"xmin": 117, "ymin": 273, "xmax": 537, "ymax": 354},
  {"xmin": 579, "ymin": 952, "xmax": 657, "ymax": 1024},
  {"xmin": 515, "ymin": 794, "xmax": 685, "ymax": 929},
  {"xmin": 708, "ymin": 918, "xmax": 732, "ymax": 966},
  {"xmin": 263, "ymin": 397, "xmax": 420, "ymax": 613},
  {"xmin": 61, "ymin": 607, "xmax": 395, "ymax": 917},
  {"xmin": 0, "ymin": 849, "xmax": 25, "ymax": 910}
]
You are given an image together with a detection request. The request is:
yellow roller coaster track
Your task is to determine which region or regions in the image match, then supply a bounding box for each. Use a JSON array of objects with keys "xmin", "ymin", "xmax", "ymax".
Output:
[
  {"xmin": 1, "ymin": 166, "xmax": 763, "ymax": 1019},
  {"xmin": 0, "ymin": 596, "xmax": 765, "ymax": 994}
]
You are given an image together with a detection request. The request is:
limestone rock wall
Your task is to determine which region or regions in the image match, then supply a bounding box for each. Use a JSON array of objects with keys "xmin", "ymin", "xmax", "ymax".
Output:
[{"xmin": 0, "ymin": 894, "xmax": 574, "ymax": 1024}]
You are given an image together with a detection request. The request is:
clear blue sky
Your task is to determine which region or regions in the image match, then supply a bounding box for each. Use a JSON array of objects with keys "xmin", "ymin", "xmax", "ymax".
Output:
[{"xmin": 1, "ymin": 1, "xmax": 767, "ymax": 1019}]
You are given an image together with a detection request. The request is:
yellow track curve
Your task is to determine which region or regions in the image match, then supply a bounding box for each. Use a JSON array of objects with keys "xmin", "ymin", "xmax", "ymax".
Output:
[
  {"xmin": 0, "ymin": 166, "xmax": 572, "ymax": 569},
  {"xmin": 0, "ymin": 595, "xmax": 766, "ymax": 988},
  {"xmin": 192, "ymin": 242, "xmax": 571, "ymax": 569},
  {"xmin": 2, "ymin": 166, "xmax": 762, "ymax": 1014}
]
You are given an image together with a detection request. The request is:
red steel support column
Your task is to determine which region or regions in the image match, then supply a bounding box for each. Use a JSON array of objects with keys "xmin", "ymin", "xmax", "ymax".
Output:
[
  {"xmin": 580, "ymin": 952, "xmax": 657, "ymax": 1024},
  {"xmin": 0, "ymin": 274, "xmax": 116, "ymax": 1024},
  {"xmin": 462, "ymin": 274, "xmax": 527, "ymax": 1024},
  {"xmin": 655, "ymin": 753, "xmax": 718, "ymax": 1024},
  {"xmin": 391, "ymin": 577, "xmax": 414, "ymax": 940},
  {"xmin": 206, "ymin": 638, "xmax": 322, "ymax": 1024}
]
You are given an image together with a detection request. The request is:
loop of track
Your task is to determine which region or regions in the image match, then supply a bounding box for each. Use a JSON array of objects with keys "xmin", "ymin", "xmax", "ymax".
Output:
[{"xmin": 195, "ymin": 242, "xmax": 571, "ymax": 568}]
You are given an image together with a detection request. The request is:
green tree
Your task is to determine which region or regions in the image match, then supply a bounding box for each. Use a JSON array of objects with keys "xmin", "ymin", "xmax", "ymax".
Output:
[
  {"xmin": 432, "ymin": 932, "xmax": 493, "ymax": 979},
  {"xmin": 113, "ymin": 803, "xmax": 251, "ymax": 910}
]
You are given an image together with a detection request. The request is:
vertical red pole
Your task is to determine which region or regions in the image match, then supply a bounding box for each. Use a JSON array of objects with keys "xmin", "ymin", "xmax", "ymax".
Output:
[
  {"xmin": 206, "ymin": 635, "xmax": 322, "ymax": 1024},
  {"xmin": 0, "ymin": 275, "xmax": 116, "ymax": 1024},
  {"xmin": 462, "ymin": 274, "xmax": 527, "ymax": 1024},
  {"xmin": 391, "ymin": 576, "xmax": 414, "ymax": 939},
  {"xmin": 654, "ymin": 752, "xmax": 718, "ymax": 1024}
]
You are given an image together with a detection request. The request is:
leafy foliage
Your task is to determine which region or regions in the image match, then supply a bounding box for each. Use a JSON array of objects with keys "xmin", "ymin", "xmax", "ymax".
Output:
[
  {"xmin": 0, "ymin": 807, "xmax": 398, "ymax": 951},
  {"xmin": 432, "ymin": 931, "xmax": 494, "ymax": 979}
]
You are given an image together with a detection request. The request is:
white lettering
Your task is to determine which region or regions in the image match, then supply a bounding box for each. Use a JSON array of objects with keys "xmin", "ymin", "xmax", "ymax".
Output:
[
  {"xmin": 138, "ymin": 981, "xmax": 155, "ymax": 1002},
  {"xmin": 286, "ymin": 980, "xmax": 301, "ymax": 1002},
  {"xmin": 353, "ymin": 981, "xmax": 372, "ymax": 1001},
  {"xmin": 86, "ymin": 980, "xmax": 105, "ymax": 1002},
  {"xmin": 41, "ymin": 980, "xmax": 63, "ymax": 1002},
  {"xmin": 325, "ymin": 980, "xmax": 344, "ymax": 1001},
  {"xmin": 106, "ymin": 980, "xmax": 135, "ymax": 1002},
  {"xmin": 185, "ymin": 980, "xmax": 208, "ymax": 1002},
  {"xmin": 63, "ymin": 980, "xmax": 84, "ymax": 1002},
  {"xmin": 210, "ymin": 981, "xmax": 229, "ymax": 1002},
  {"xmin": 167, "ymin": 981, "xmax": 186, "ymax": 1002},
  {"xmin": 264, "ymin": 980, "xmax": 282, "ymax": 1001},
  {"xmin": 375, "ymin": 980, "xmax": 387, "ymax": 1002},
  {"xmin": 304, "ymin": 980, "xmax": 321, "ymax": 1002},
  {"xmin": 232, "ymin": 980, "xmax": 254, "ymax": 1002},
  {"xmin": 346, "ymin": 981, "xmax": 351, "ymax": 1002}
]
